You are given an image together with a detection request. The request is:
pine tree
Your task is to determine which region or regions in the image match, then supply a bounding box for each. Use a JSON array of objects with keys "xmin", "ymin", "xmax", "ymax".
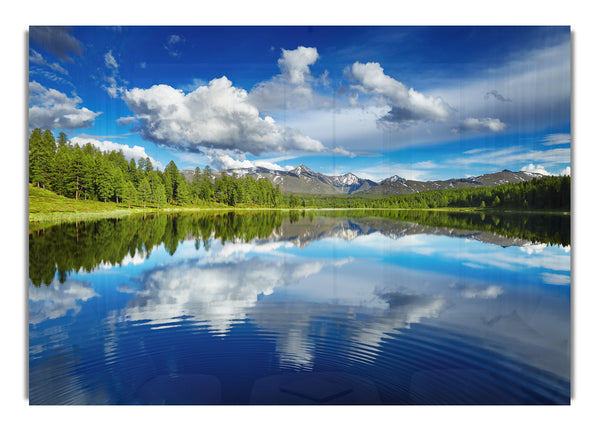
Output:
[
  {"xmin": 122, "ymin": 181, "xmax": 137, "ymax": 209},
  {"xmin": 95, "ymin": 156, "xmax": 115, "ymax": 203},
  {"xmin": 162, "ymin": 160, "xmax": 182, "ymax": 203},
  {"xmin": 28, "ymin": 128, "xmax": 44, "ymax": 187},
  {"xmin": 153, "ymin": 183, "xmax": 167, "ymax": 208},
  {"xmin": 50, "ymin": 143, "xmax": 71, "ymax": 196},
  {"xmin": 113, "ymin": 167, "xmax": 126, "ymax": 204},
  {"xmin": 138, "ymin": 178, "xmax": 152, "ymax": 208},
  {"xmin": 29, "ymin": 128, "xmax": 56, "ymax": 188},
  {"xmin": 175, "ymin": 174, "xmax": 191, "ymax": 205}
]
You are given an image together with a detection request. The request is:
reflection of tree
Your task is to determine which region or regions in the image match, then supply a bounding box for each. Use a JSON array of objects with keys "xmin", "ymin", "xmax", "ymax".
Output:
[
  {"xmin": 29, "ymin": 208, "xmax": 568, "ymax": 287},
  {"xmin": 29, "ymin": 211, "xmax": 284, "ymax": 287},
  {"xmin": 303, "ymin": 210, "xmax": 570, "ymax": 247}
]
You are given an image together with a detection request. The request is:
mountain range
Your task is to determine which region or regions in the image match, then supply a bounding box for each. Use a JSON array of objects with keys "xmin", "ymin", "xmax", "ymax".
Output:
[{"xmin": 181, "ymin": 164, "xmax": 545, "ymax": 196}]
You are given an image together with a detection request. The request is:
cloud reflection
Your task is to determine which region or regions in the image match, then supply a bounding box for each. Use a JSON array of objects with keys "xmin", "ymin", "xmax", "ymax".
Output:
[
  {"xmin": 117, "ymin": 256, "xmax": 345, "ymax": 335},
  {"xmin": 104, "ymin": 218, "xmax": 568, "ymax": 375},
  {"xmin": 29, "ymin": 279, "xmax": 98, "ymax": 324}
]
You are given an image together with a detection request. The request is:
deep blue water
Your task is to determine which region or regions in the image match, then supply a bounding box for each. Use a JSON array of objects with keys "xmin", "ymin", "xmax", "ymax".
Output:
[{"xmin": 28, "ymin": 212, "xmax": 570, "ymax": 404}]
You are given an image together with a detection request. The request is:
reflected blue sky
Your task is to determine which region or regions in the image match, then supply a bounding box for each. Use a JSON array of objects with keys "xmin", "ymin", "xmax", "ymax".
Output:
[{"xmin": 29, "ymin": 216, "xmax": 570, "ymax": 404}]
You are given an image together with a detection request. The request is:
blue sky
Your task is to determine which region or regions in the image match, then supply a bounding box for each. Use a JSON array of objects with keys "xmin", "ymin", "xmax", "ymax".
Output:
[{"xmin": 28, "ymin": 26, "xmax": 571, "ymax": 181}]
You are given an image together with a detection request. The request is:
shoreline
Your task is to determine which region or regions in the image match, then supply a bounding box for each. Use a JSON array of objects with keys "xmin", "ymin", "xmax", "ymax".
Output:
[{"xmin": 29, "ymin": 204, "xmax": 570, "ymax": 231}]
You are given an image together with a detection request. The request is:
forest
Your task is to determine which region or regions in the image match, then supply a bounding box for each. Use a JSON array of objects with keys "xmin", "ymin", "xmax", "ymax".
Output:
[
  {"xmin": 296, "ymin": 176, "xmax": 570, "ymax": 211},
  {"xmin": 29, "ymin": 129, "xmax": 570, "ymax": 212},
  {"xmin": 29, "ymin": 129, "xmax": 284, "ymax": 209}
]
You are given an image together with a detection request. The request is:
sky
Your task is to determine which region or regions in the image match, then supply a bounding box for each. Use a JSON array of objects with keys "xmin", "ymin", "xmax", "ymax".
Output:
[{"xmin": 28, "ymin": 26, "xmax": 571, "ymax": 182}]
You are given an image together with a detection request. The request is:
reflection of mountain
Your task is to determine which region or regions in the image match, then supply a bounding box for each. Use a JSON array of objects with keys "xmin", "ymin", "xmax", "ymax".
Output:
[
  {"xmin": 273, "ymin": 216, "xmax": 536, "ymax": 249},
  {"xmin": 28, "ymin": 209, "xmax": 569, "ymax": 287}
]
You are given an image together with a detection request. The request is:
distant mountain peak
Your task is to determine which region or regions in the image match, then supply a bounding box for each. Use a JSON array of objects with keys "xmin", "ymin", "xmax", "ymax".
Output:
[
  {"xmin": 332, "ymin": 172, "xmax": 361, "ymax": 186},
  {"xmin": 192, "ymin": 164, "xmax": 545, "ymax": 197},
  {"xmin": 380, "ymin": 175, "xmax": 406, "ymax": 184},
  {"xmin": 291, "ymin": 164, "xmax": 315, "ymax": 175}
]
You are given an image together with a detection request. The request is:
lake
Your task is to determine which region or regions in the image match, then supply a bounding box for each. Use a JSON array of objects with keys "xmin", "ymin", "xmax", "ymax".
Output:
[{"xmin": 28, "ymin": 210, "xmax": 571, "ymax": 404}]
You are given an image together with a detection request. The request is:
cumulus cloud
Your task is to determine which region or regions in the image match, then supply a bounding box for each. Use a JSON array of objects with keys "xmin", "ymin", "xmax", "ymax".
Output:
[
  {"xmin": 29, "ymin": 49, "xmax": 68, "ymax": 74},
  {"xmin": 349, "ymin": 61, "xmax": 452, "ymax": 125},
  {"xmin": 70, "ymin": 136, "xmax": 163, "ymax": 169},
  {"xmin": 278, "ymin": 46, "xmax": 319, "ymax": 84},
  {"xmin": 123, "ymin": 77, "xmax": 325, "ymax": 156},
  {"xmin": 207, "ymin": 151, "xmax": 288, "ymax": 172},
  {"xmin": 249, "ymin": 46, "xmax": 329, "ymax": 112},
  {"xmin": 29, "ymin": 81, "xmax": 101, "ymax": 130},
  {"xmin": 29, "ymin": 26, "xmax": 83, "ymax": 62},
  {"xmin": 560, "ymin": 166, "xmax": 571, "ymax": 176},
  {"xmin": 455, "ymin": 117, "xmax": 507, "ymax": 133},
  {"xmin": 520, "ymin": 164, "xmax": 551, "ymax": 176}
]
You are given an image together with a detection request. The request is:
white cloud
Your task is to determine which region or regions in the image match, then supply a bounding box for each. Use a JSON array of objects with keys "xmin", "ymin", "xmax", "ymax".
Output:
[
  {"xmin": 459, "ymin": 284, "xmax": 504, "ymax": 299},
  {"xmin": 520, "ymin": 163, "xmax": 551, "ymax": 176},
  {"xmin": 433, "ymin": 40, "xmax": 570, "ymax": 136},
  {"xmin": 28, "ymin": 81, "xmax": 101, "ymax": 130},
  {"xmin": 101, "ymin": 51, "xmax": 127, "ymax": 98},
  {"xmin": 116, "ymin": 116, "xmax": 137, "ymax": 126},
  {"xmin": 207, "ymin": 152, "xmax": 288, "ymax": 172},
  {"xmin": 70, "ymin": 136, "xmax": 163, "ymax": 169},
  {"xmin": 541, "ymin": 272, "xmax": 570, "ymax": 285},
  {"xmin": 278, "ymin": 46, "xmax": 319, "ymax": 85},
  {"xmin": 349, "ymin": 61, "xmax": 451, "ymax": 124},
  {"xmin": 541, "ymin": 133, "xmax": 570, "ymax": 146},
  {"xmin": 123, "ymin": 77, "xmax": 325, "ymax": 156},
  {"xmin": 449, "ymin": 146, "xmax": 570, "ymax": 169},
  {"xmin": 104, "ymin": 50, "xmax": 118, "ymax": 69},
  {"xmin": 249, "ymin": 46, "xmax": 329, "ymax": 112},
  {"xmin": 29, "ymin": 49, "xmax": 68, "ymax": 74},
  {"xmin": 164, "ymin": 34, "xmax": 184, "ymax": 57},
  {"xmin": 455, "ymin": 117, "xmax": 507, "ymax": 133},
  {"xmin": 560, "ymin": 166, "xmax": 571, "ymax": 176}
]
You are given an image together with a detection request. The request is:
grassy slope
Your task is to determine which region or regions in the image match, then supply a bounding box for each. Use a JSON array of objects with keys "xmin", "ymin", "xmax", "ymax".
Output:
[{"xmin": 28, "ymin": 185, "xmax": 231, "ymax": 229}]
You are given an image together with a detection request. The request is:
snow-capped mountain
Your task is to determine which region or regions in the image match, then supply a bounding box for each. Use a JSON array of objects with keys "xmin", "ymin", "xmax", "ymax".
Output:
[{"xmin": 181, "ymin": 165, "xmax": 547, "ymax": 196}]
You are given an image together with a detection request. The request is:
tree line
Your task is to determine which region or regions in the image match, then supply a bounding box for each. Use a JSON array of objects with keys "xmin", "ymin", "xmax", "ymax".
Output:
[
  {"xmin": 299, "ymin": 176, "xmax": 570, "ymax": 211},
  {"xmin": 29, "ymin": 129, "xmax": 570, "ymax": 211},
  {"xmin": 29, "ymin": 129, "xmax": 284, "ymax": 209}
]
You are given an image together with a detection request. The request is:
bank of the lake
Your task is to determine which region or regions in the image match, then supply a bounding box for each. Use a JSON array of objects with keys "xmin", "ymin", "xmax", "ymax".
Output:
[{"xmin": 29, "ymin": 184, "xmax": 570, "ymax": 232}]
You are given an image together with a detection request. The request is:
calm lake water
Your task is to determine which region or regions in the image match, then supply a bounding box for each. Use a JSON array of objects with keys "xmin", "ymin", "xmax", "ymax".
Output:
[{"xmin": 28, "ymin": 210, "xmax": 570, "ymax": 404}]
